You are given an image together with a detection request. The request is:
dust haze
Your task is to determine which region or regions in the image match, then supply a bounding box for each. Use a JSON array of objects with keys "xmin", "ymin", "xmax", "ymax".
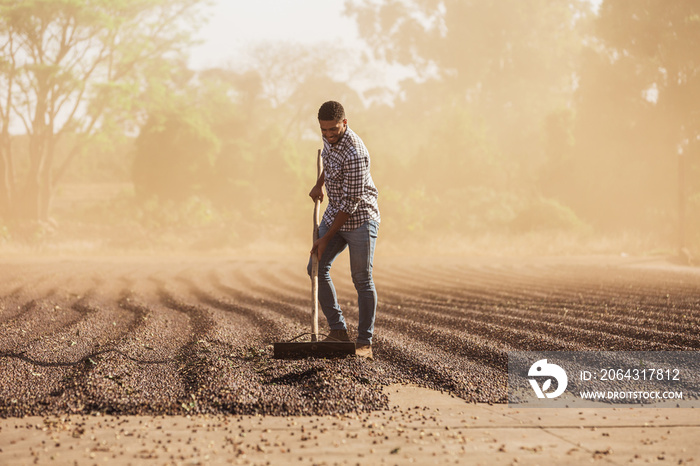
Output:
[
  {"xmin": 2, "ymin": 5, "xmax": 700, "ymax": 462},
  {"xmin": 1, "ymin": 1, "xmax": 698, "ymax": 259}
]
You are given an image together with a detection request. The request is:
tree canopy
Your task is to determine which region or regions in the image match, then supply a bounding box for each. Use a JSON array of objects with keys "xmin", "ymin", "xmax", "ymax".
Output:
[
  {"xmin": 0, "ymin": 0, "xmax": 206, "ymax": 220},
  {"xmin": 2, "ymin": 0, "xmax": 700, "ymax": 252}
]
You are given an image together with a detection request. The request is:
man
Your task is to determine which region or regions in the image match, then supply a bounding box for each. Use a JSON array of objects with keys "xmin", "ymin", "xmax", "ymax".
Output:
[{"xmin": 308, "ymin": 101, "xmax": 380, "ymax": 359}]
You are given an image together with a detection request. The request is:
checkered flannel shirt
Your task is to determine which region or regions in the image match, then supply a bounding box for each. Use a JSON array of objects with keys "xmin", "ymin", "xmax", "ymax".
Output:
[{"xmin": 321, "ymin": 126, "xmax": 380, "ymax": 231}]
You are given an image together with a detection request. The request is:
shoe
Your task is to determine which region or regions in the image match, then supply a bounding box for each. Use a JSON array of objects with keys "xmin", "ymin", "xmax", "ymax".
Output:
[
  {"xmin": 323, "ymin": 329, "xmax": 350, "ymax": 342},
  {"xmin": 355, "ymin": 342, "xmax": 373, "ymax": 360}
]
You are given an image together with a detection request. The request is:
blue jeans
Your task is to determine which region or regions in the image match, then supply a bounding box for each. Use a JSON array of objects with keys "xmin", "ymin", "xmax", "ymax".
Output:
[{"xmin": 307, "ymin": 219, "xmax": 379, "ymax": 345}]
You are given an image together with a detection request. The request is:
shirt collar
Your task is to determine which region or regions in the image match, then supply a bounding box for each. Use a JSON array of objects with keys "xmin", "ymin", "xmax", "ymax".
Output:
[{"xmin": 323, "ymin": 126, "xmax": 351, "ymax": 150}]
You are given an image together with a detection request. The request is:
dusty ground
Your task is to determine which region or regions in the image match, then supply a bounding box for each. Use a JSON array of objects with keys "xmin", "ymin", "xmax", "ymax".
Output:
[
  {"xmin": 1, "ymin": 254, "xmax": 699, "ymax": 464},
  {"xmin": 2, "ymin": 384, "xmax": 699, "ymax": 465}
]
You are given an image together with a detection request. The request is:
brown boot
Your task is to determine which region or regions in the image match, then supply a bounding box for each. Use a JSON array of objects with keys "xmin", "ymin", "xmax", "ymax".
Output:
[
  {"xmin": 355, "ymin": 342, "xmax": 373, "ymax": 360},
  {"xmin": 323, "ymin": 329, "xmax": 350, "ymax": 342}
]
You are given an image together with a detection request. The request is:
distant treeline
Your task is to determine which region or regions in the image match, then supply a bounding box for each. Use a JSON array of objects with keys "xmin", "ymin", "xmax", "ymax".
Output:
[{"xmin": 1, "ymin": 1, "xmax": 699, "ymax": 251}]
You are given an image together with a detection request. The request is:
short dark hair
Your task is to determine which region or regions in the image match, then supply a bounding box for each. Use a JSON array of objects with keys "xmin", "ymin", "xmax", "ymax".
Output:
[{"xmin": 318, "ymin": 101, "xmax": 345, "ymax": 121}]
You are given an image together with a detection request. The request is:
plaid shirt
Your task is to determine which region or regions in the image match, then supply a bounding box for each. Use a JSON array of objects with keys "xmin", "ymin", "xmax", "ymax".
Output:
[{"xmin": 321, "ymin": 126, "xmax": 380, "ymax": 231}]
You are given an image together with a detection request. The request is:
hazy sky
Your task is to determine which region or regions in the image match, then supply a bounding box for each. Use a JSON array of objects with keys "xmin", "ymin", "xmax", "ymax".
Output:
[
  {"xmin": 191, "ymin": 0, "xmax": 604, "ymax": 68},
  {"xmin": 190, "ymin": 0, "xmax": 359, "ymax": 70},
  {"xmin": 189, "ymin": 0, "xmax": 602, "ymax": 96}
]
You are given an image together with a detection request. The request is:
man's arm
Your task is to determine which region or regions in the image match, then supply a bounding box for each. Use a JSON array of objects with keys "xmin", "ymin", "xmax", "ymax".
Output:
[
  {"xmin": 310, "ymin": 210, "xmax": 350, "ymax": 260},
  {"xmin": 309, "ymin": 172, "xmax": 325, "ymax": 202}
]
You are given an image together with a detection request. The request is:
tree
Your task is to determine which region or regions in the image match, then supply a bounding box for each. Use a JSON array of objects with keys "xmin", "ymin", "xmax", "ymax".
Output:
[
  {"xmin": 133, "ymin": 108, "xmax": 218, "ymax": 202},
  {"xmin": 345, "ymin": 0, "xmax": 591, "ymax": 165},
  {"xmin": 204, "ymin": 44, "xmax": 365, "ymax": 221},
  {"xmin": 0, "ymin": 0, "xmax": 207, "ymax": 221},
  {"xmin": 595, "ymin": 0, "xmax": 700, "ymax": 153},
  {"xmin": 558, "ymin": 0, "xmax": 700, "ymax": 230}
]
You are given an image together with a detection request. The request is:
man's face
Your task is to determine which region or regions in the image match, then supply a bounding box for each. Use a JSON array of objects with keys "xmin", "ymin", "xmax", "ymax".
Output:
[{"xmin": 319, "ymin": 118, "xmax": 347, "ymax": 144}]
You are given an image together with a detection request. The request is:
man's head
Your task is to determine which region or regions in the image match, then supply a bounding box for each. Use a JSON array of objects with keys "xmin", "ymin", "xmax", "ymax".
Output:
[{"xmin": 318, "ymin": 101, "xmax": 347, "ymax": 145}]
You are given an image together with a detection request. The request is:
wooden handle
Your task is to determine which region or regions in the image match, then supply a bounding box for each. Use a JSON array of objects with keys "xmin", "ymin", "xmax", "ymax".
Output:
[{"xmin": 311, "ymin": 149, "xmax": 322, "ymax": 341}]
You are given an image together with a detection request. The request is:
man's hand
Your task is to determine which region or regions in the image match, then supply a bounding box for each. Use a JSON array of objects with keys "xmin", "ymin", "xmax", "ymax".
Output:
[
  {"xmin": 309, "ymin": 184, "xmax": 324, "ymax": 203},
  {"xmin": 310, "ymin": 211, "xmax": 349, "ymax": 261},
  {"xmin": 310, "ymin": 236, "xmax": 328, "ymax": 261}
]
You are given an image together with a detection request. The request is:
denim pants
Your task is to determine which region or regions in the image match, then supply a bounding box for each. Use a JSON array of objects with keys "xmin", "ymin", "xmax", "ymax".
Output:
[{"xmin": 307, "ymin": 219, "xmax": 379, "ymax": 345}]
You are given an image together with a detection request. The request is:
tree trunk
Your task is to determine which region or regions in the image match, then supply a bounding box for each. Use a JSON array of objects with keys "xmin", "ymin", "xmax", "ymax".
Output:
[
  {"xmin": 39, "ymin": 136, "xmax": 56, "ymax": 222},
  {"xmin": 0, "ymin": 131, "xmax": 13, "ymax": 219},
  {"xmin": 21, "ymin": 131, "xmax": 48, "ymax": 221}
]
